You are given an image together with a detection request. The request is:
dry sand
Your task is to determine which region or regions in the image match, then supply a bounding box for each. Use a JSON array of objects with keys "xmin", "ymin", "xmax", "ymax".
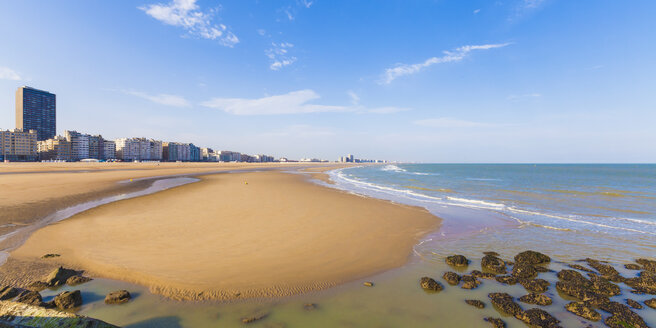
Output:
[{"xmin": 8, "ymin": 170, "xmax": 439, "ymax": 300}]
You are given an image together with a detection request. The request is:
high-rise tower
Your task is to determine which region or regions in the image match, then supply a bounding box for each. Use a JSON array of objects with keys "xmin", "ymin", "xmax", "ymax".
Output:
[{"xmin": 16, "ymin": 86, "xmax": 56, "ymax": 141}]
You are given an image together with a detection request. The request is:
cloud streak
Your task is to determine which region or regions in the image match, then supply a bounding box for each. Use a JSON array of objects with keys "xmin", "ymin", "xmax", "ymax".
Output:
[
  {"xmin": 0, "ymin": 67, "xmax": 21, "ymax": 81},
  {"xmin": 201, "ymin": 90, "xmax": 409, "ymax": 115},
  {"xmin": 124, "ymin": 90, "xmax": 191, "ymax": 107},
  {"xmin": 380, "ymin": 43, "xmax": 511, "ymax": 84},
  {"xmin": 139, "ymin": 0, "xmax": 238, "ymax": 47},
  {"xmin": 414, "ymin": 117, "xmax": 497, "ymax": 128}
]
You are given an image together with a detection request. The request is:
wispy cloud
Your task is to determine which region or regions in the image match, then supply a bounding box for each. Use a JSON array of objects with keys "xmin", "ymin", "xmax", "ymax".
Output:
[
  {"xmin": 507, "ymin": 93, "xmax": 541, "ymax": 101},
  {"xmin": 473, "ymin": 8, "xmax": 481, "ymax": 14},
  {"xmin": 201, "ymin": 90, "xmax": 410, "ymax": 115},
  {"xmin": 201, "ymin": 90, "xmax": 346, "ymax": 115},
  {"xmin": 347, "ymin": 91, "xmax": 409, "ymax": 114},
  {"xmin": 139, "ymin": 0, "xmax": 238, "ymax": 47},
  {"xmin": 414, "ymin": 118, "xmax": 497, "ymax": 128},
  {"xmin": 511, "ymin": 0, "xmax": 548, "ymax": 21},
  {"xmin": 124, "ymin": 90, "xmax": 191, "ymax": 107},
  {"xmin": 298, "ymin": 0, "xmax": 313, "ymax": 9},
  {"xmin": 0, "ymin": 67, "xmax": 21, "ymax": 81},
  {"xmin": 266, "ymin": 42, "xmax": 297, "ymax": 70},
  {"xmin": 380, "ymin": 43, "xmax": 511, "ymax": 84}
]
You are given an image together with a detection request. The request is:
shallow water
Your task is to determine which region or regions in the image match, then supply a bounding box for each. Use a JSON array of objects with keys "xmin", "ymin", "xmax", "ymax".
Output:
[{"xmin": 14, "ymin": 165, "xmax": 656, "ymax": 327}]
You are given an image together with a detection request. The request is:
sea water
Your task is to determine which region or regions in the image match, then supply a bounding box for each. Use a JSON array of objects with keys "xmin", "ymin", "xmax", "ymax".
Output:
[{"xmin": 62, "ymin": 165, "xmax": 656, "ymax": 327}]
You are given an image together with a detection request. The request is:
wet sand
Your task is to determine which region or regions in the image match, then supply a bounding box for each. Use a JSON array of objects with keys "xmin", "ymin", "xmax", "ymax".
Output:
[{"xmin": 8, "ymin": 170, "xmax": 439, "ymax": 300}]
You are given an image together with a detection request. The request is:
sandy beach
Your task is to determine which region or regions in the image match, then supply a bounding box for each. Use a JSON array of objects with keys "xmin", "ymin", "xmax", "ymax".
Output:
[{"xmin": 3, "ymin": 165, "xmax": 440, "ymax": 301}]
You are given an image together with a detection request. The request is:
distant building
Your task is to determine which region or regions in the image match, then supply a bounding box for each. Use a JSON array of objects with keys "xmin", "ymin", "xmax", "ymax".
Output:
[
  {"xmin": 38, "ymin": 136, "xmax": 71, "ymax": 161},
  {"xmin": 103, "ymin": 140, "xmax": 116, "ymax": 160},
  {"xmin": 116, "ymin": 138, "xmax": 162, "ymax": 161},
  {"xmin": 0, "ymin": 129, "xmax": 38, "ymax": 161},
  {"xmin": 217, "ymin": 150, "xmax": 241, "ymax": 162},
  {"xmin": 201, "ymin": 147, "xmax": 213, "ymax": 161},
  {"xmin": 64, "ymin": 130, "xmax": 90, "ymax": 161},
  {"xmin": 16, "ymin": 86, "xmax": 56, "ymax": 141}
]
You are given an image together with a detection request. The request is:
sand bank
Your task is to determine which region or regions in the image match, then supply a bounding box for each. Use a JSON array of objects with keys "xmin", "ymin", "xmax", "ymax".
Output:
[
  {"xmin": 9, "ymin": 170, "xmax": 439, "ymax": 300},
  {"xmin": 0, "ymin": 162, "xmax": 345, "ymax": 238}
]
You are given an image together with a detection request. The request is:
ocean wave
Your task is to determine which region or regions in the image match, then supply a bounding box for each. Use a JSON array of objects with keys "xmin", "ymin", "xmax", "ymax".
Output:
[
  {"xmin": 381, "ymin": 165, "xmax": 406, "ymax": 172},
  {"xmin": 466, "ymin": 178, "xmax": 502, "ymax": 181},
  {"xmin": 446, "ymin": 197, "xmax": 505, "ymax": 209},
  {"xmin": 507, "ymin": 207, "xmax": 655, "ymax": 235}
]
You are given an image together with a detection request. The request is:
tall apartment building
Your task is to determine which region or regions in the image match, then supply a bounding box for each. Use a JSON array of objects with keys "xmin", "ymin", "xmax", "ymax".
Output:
[
  {"xmin": 217, "ymin": 150, "xmax": 241, "ymax": 162},
  {"xmin": 64, "ymin": 130, "xmax": 90, "ymax": 160},
  {"xmin": 103, "ymin": 140, "xmax": 116, "ymax": 160},
  {"xmin": 116, "ymin": 138, "xmax": 162, "ymax": 161},
  {"xmin": 16, "ymin": 86, "xmax": 56, "ymax": 141},
  {"xmin": 38, "ymin": 136, "xmax": 71, "ymax": 161},
  {"xmin": 0, "ymin": 129, "xmax": 38, "ymax": 161}
]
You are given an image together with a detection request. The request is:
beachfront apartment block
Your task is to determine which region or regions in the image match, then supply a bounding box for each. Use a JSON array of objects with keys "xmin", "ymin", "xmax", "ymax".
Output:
[
  {"xmin": 16, "ymin": 86, "xmax": 56, "ymax": 141},
  {"xmin": 0, "ymin": 128, "xmax": 38, "ymax": 162},
  {"xmin": 162, "ymin": 142, "xmax": 201, "ymax": 162},
  {"xmin": 103, "ymin": 140, "xmax": 116, "ymax": 160},
  {"xmin": 116, "ymin": 138, "xmax": 162, "ymax": 161},
  {"xmin": 37, "ymin": 136, "xmax": 71, "ymax": 161},
  {"xmin": 38, "ymin": 132, "xmax": 116, "ymax": 161}
]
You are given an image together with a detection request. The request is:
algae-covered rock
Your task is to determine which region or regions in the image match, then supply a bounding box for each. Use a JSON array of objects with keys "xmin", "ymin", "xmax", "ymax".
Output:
[
  {"xmin": 568, "ymin": 263, "xmax": 594, "ymax": 272},
  {"xmin": 445, "ymin": 255, "xmax": 469, "ymax": 267},
  {"xmin": 465, "ymin": 299, "xmax": 485, "ymax": 309},
  {"xmin": 514, "ymin": 308, "xmax": 561, "ymax": 328},
  {"xmin": 488, "ymin": 292, "xmax": 523, "ymax": 316},
  {"xmin": 442, "ymin": 271, "xmax": 461, "ymax": 285},
  {"xmin": 66, "ymin": 276, "xmax": 92, "ymax": 286},
  {"xmin": 511, "ymin": 263, "xmax": 537, "ymax": 279},
  {"xmin": 519, "ymin": 278, "xmax": 550, "ymax": 293},
  {"xmin": 645, "ymin": 298, "xmax": 656, "ymax": 309},
  {"xmin": 585, "ymin": 259, "xmax": 622, "ymax": 281},
  {"xmin": 519, "ymin": 293, "xmax": 552, "ymax": 306},
  {"xmin": 44, "ymin": 267, "xmax": 80, "ymax": 287},
  {"xmin": 483, "ymin": 317, "xmax": 506, "ymax": 328},
  {"xmin": 565, "ymin": 301, "xmax": 601, "ymax": 321},
  {"xmin": 481, "ymin": 255, "xmax": 506, "ymax": 274},
  {"xmin": 636, "ymin": 258, "xmax": 656, "ymax": 273},
  {"xmin": 471, "ymin": 270, "xmax": 496, "ymax": 279},
  {"xmin": 495, "ymin": 275, "xmax": 518, "ymax": 285},
  {"xmin": 514, "ymin": 250, "xmax": 551, "ymax": 265},
  {"xmin": 53, "ymin": 290, "xmax": 82, "ymax": 310},
  {"xmin": 625, "ymin": 263, "xmax": 642, "ymax": 270},
  {"xmin": 15, "ymin": 290, "xmax": 42, "ymax": 306},
  {"xmin": 598, "ymin": 301, "xmax": 648, "ymax": 328},
  {"xmin": 419, "ymin": 277, "xmax": 443, "ymax": 292},
  {"xmin": 104, "ymin": 290, "xmax": 131, "ymax": 304},
  {"xmin": 460, "ymin": 275, "xmax": 480, "ymax": 289},
  {"xmin": 626, "ymin": 298, "xmax": 643, "ymax": 309}
]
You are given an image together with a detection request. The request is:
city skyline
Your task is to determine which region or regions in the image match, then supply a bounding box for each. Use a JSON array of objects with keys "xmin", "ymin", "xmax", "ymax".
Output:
[{"xmin": 1, "ymin": 1, "xmax": 655, "ymax": 162}]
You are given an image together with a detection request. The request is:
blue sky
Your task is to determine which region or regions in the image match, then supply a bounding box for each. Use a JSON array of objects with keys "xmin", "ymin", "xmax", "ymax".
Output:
[{"xmin": 0, "ymin": 0, "xmax": 654, "ymax": 162}]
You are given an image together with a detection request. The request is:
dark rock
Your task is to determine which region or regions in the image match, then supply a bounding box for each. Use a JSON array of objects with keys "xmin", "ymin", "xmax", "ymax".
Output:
[
  {"xmin": 460, "ymin": 275, "xmax": 480, "ymax": 289},
  {"xmin": 557, "ymin": 269, "xmax": 590, "ymax": 285},
  {"xmin": 568, "ymin": 263, "xmax": 594, "ymax": 272},
  {"xmin": 520, "ymin": 278, "xmax": 550, "ymax": 293},
  {"xmin": 585, "ymin": 258, "xmax": 622, "ymax": 281},
  {"xmin": 15, "ymin": 290, "xmax": 42, "ymax": 306},
  {"xmin": 471, "ymin": 270, "xmax": 496, "ymax": 279},
  {"xmin": 481, "ymin": 254, "xmax": 506, "ymax": 274},
  {"xmin": 555, "ymin": 281, "xmax": 607, "ymax": 305},
  {"xmin": 644, "ymin": 298, "xmax": 656, "ymax": 309},
  {"xmin": 66, "ymin": 275, "xmax": 92, "ymax": 286},
  {"xmin": 41, "ymin": 253, "xmax": 60, "ymax": 259},
  {"xmin": 512, "ymin": 263, "xmax": 537, "ymax": 279},
  {"xmin": 0, "ymin": 286, "xmax": 19, "ymax": 300},
  {"xmin": 445, "ymin": 255, "xmax": 469, "ymax": 267},
  {"xmin": 488, "ymin": 292, "xmax": 523, "ymax": 316},
  {"xmin": 565, "ymin": 301, "xmax": 601, "ymax": 321},
  {"xmin": 484, "ymin": 317, "xmax": 506, "ymax": 328},
  {"xmin": 465, "ymin": 299, "xmax": 485, "ymax": 309},
  {"xmin": 483, "ymin": 251, "xmax": 500, "ymax": 257},
  {"xmin": 27, "ymin": 281, "xmax": 50, "ymax": 291},
  {"xmin": 514, "ymin": 308, "xmax": 561, "ymax": 328},
  {"xmin": 636, "ymin": 258, "xmax": 656, "ymax": 273},
  {"xmin": 53, "ymin": 290, "xmax": 82, "ymax": 310},
  {"xmin": 588, "ymin": 273, "xmax": 621, "ymax": 296},
  {"xmin": 514, "ymin": 250, "xmax": 551, "ymax": 265},
  {"xmin": 626, "ymin": 299, "xmax": 643, "ymax": 309},
  {"xmin": 44, "ymin": 266, "xmax": 80, "ymax": 287},
  {"xmin": 624, "ymin": 271, "xmax": 656, "ymax": 294},
  {"xmin": 442, "ymin": 271, "xmax": 461, "ymax": 285},
  {"xmin": 419, "ymin": 277, "xmax": 443, "ymax": 292},
  {"xmin": 625, "ymin": 263, "xmax": 642, "ymax": 270},
  {"xmin": 104, "ymin": 290, "xmax": 131, "ymax": 304},
  {"xmin": 598, "ymin": 301, "xmax": 648, "ymax": 328},
  {"xmin": 519, "ymin": 293, "xmax": 552, "ymax": 306},
  {"xmin": 495, "ymin": 275, "xmax": 518, "ymax": 285},
  {"xmin": 303, "ymin": 303, "xmax": 317, "ymax": 311},
  {"xmin": 242, "ymin": 312, "xmax": 268, "ymax": 324}
]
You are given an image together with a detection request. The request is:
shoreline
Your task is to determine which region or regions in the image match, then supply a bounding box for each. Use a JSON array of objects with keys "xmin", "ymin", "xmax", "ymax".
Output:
[{"xmin": 2, "ymin": 166, "xmax": 440, "ymax": 301}]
